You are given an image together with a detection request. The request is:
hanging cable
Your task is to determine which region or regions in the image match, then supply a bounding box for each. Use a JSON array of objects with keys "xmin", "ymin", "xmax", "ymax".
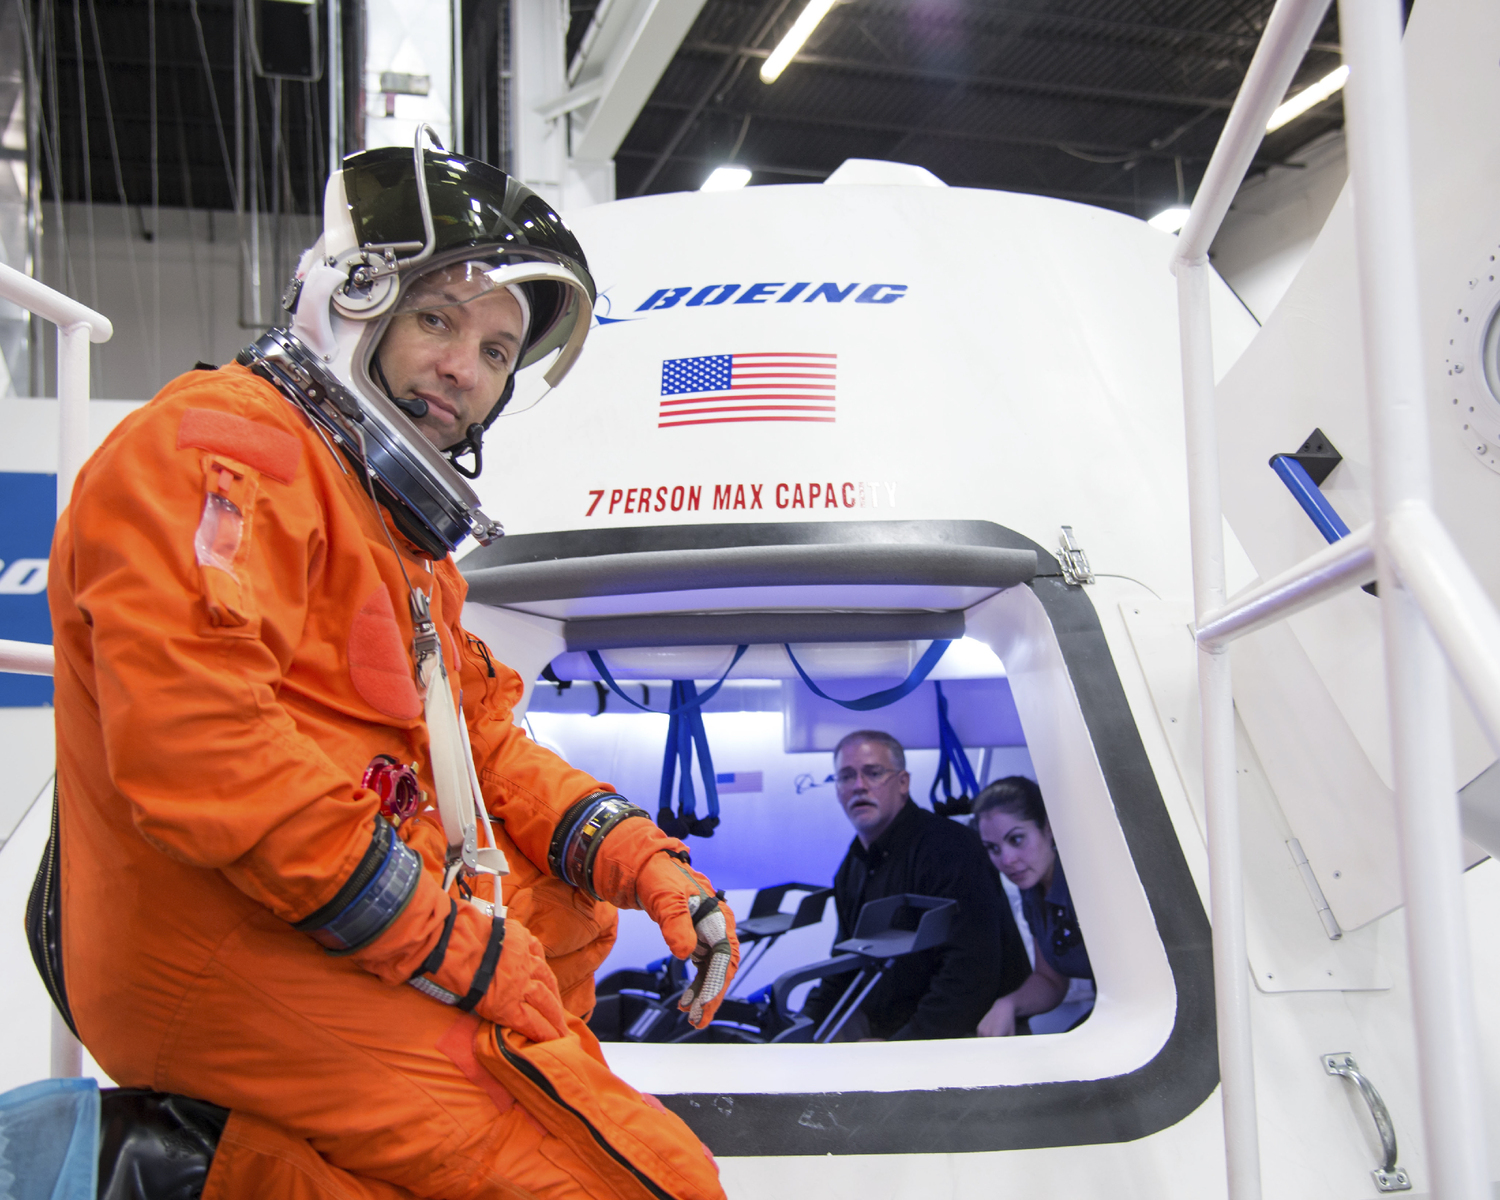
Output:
[
  {"xmin": 586, "ymin": 647, "xmax": 748, "ymax": 715},
  {"xmin": 83, "ymin": 0, "xmax": 148, "ymax": 371},
  {"xmin": 167, "ymin": 68, "xmax": 210, "ymax": 357},
  {"xmin": 233, "ymin": 0, "xmax": 249, "ymax": 326},
  {"xmin": 270, "ymin": 78, "xmax": 283, "ymax": 318},
  {"xmin": 37, "ymin": 0, "xmax": 76, "ymax": 299},
  {"xmin": 304, "ymin": 76, "xmax": 325, "ymax": 218},
  {"xmin": 187, "ymin": 0, "xmax": 241, "ymax": 222},
  {"xmin": 782, "ymin": 640, "xmax": 950, "ymax": 711},
  {"xmin": 302, "ymin": 79, "xmax": 317, "ymax": 221},
  {"xmin": 12, "ymin": 0, "xmax": 48, "ymax": 393},
  {"xmin": 68, "ymin": 0, "xmax": 97, "ymax": 318},
  {"xmin": 147, "ymin": 0, "xmax": 161, "ymax": 386},
  {"xmin": 929, "ymin": 681, "xmax": 981, "ymax": 817},
  {"xmin": 244, "ymin": 0, "xmax": 267, "ymax": 328}
]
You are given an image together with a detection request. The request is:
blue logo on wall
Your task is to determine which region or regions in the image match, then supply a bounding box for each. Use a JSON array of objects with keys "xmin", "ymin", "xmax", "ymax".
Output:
[
  {"xmin": 594, "ymin": 282, "xmax": 910, "ymax": 325},
  {"xmin": 635, "ymin": 282, "xmax": 907, "ymax": 311},
  {"xmin": 0, "ymin": 473, "xmax": 56, "ymax": 706}
]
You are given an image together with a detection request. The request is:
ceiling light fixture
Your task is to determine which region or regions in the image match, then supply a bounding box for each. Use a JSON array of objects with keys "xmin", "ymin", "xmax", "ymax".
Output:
[
  {"xmin": 1266, "ymin": 64, "xmax": 1349, "ymax": 132},
  {"xmin": 1148, "ymin": 206, "xmax": 1190, "ymax": 233},
  {"xmin": 701, "ymin": 165, "xmax": 753, "ymax": 192},
  {"xmin": 761, "ymin": 0, "xmax": 839, "ymax": 83}
]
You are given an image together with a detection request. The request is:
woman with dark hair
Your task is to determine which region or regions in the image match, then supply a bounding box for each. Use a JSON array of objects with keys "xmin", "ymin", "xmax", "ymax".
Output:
[{"xmin": 972, "ymin": 776, "xmax": 1093, "ymax": 1037}]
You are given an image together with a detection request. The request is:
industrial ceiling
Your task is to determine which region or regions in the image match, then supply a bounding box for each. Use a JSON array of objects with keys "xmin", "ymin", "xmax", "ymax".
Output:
[
  {"xmin": 25, "ymin": 0, "xmax": 1348, "ymax": 220},
  {"xmin": 607, "ymin": 0, "xmax": 1346, "ymax": 210}
]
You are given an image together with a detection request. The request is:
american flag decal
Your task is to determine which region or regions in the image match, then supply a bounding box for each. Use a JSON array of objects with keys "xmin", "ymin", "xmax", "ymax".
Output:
[{"xmin": 658, "ymin": 352, "xmax": 837, "ymax": 428}]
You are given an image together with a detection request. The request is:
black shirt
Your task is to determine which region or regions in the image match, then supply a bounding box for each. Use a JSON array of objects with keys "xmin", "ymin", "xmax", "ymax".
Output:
[{"xmin": 803, "ymin": 801, "xmax": 1031, "ymax": 1040}]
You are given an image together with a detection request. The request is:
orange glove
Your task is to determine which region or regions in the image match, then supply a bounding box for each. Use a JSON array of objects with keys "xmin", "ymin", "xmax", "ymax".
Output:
[
  {"xmin": 382, "ymin": 896, "xmax": 569, "ymax": 1044},
  {"xmin": 633, "ymin": 854, "xmax": 739, "ymax": 1027},
  {"xmin": 474, "ymin": 916, "xmax": 570, "ymax": 1044},
  {"xmin": 591, "ymin": 818, "xmax": 739, "ymax": 1027}
]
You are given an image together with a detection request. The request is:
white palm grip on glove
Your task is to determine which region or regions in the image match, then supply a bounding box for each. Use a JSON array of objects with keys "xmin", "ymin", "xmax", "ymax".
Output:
[{"xmin": 681, "ymin": 893, "xmax": 733, "ymax": 1026}]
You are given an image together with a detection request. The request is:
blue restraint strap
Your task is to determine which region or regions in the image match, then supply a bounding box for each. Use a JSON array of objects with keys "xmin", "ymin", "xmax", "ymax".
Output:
[
  {"xmin": 930, "ymin": 680, "xmax": 980, "ymax": 804},
  {"xmin": 675, "ymin": 684, "xmax": 697, "ymax": 819},
  {"xmin": 658, "ymin": 683, "xmax": 682, "ymax": 815},
  {"xmin": 685, "ymin": 681, "xmax": 720, "ymax": 821},
  {"xmin": 588, "ymin": 646, "xmax": 748, "ymax": 714},
  {"xmin": 657, "ymin": 680, "xmax": 721, "ymax": 824},
  {"xmin": 783, "ymin": 640, "xmax": 952, "ymax": 711},
  {"xmin": 1270, "ymin": 455, "xmax": 1351, "ymax": 544}
]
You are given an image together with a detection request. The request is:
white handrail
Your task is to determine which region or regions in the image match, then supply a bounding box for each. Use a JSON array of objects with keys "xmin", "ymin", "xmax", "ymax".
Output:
[
  {"xmin": 1170, "ymin": 0, "xmax": 1496, "ymax": 1189},
  {"xmin": 1167, "ymin": 3, "xmax": 1343, "ymax": 1191},
  {"xmin": 0, "ymin": 262, "xmax": 114, "ymax": 343},
  {"xmin": 1173, "ymin": 0, "xmax": 1332, "ymax": 266},
  {"xmin": 0, "ymin": 639, "xmax": 56, "ymax": 676},
  {"xmin": 1339, "ymin": 0, "xmax": 1491, "ymax": 1191},
  {"xmin": 0, "ymin": 249, "xmax": 110, "ymax": 1086},
  {"xmin": 1175, "ymin": 252, "xmax": 1263, "ymax": 1198},
  {"xmin": 0, "ymin": 261, "xmax": 112, "ymax": 513},
  {"xmin": 1386, "ymin": 504, "xmax": 1500, "ymax": 756},
  {"xmin": 1195, "ymin": 524, "xmax": 1375, "ymax": 649}
]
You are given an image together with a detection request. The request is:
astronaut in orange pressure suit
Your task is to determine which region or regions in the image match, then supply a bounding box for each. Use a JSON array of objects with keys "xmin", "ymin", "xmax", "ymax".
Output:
[{"xmin": 47, "ymin": 139, "xmax": 737, "ymax": 1199}]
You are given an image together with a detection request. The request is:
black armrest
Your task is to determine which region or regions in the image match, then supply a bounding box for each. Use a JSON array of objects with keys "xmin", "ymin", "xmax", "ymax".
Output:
[
  {"xmin": 596, "ymin": 969, "xmax": 665, "ymax": 998},
  {"xmin": 769, "ymin": 953, "xmax": 864, "ymax": 1023},
  {"xmin": 838, "ymin": 893, "xmax": 956, "ymax": 958},
  {"xmin": 789, "ymin": 886, "xmax": 835, "ymax": 931},
  {"xmin": 747, "ymin": 882, "xmax": 836, "ymax": 921}
]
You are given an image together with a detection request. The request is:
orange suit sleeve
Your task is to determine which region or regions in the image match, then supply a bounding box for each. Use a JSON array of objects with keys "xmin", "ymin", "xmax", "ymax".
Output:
[{"xmin": 54, "ymin": 381, "xmax": 458, "ymax": 984}]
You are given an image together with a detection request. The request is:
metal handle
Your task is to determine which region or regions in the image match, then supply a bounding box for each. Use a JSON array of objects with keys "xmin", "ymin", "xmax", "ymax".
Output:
[
  {"xmin": 1323, "ymin": 1053, "xmax": 1411, "ymax": 1192},
  {"xmin": 397, "ymin": 124, "xmax": 443, "ymax": 270}
]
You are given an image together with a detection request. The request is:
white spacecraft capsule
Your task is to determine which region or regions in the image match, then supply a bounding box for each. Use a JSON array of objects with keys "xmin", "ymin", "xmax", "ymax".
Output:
[
  {"xmin": 0, "ymin": 0, "xmax": 1496, "ymax": 1192},
  {"xmin": 445, "ymin": 0, "xmax": 1500, "ymax": 1192}
]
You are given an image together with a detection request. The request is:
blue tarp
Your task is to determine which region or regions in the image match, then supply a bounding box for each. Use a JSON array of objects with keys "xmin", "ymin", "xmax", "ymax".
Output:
[{"xmin": 0, "ymin": 1077, "xmax": 99, "ymax": 1200}]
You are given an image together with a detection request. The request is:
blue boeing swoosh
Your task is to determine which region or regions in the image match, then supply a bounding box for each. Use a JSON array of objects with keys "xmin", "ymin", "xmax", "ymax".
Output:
[{"xmin": 595, "ymin": 314, "xmax": 643, "ymax": 325}]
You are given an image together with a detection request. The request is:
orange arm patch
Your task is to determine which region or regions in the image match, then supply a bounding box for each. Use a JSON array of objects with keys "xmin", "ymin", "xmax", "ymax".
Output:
[
  {"xmin": 349, "ymin": 585, "xmax": 422, "ymax": 720},
  {"xmin": 177, "ymin": 408, "xmax": 301, "ymax": 484}
]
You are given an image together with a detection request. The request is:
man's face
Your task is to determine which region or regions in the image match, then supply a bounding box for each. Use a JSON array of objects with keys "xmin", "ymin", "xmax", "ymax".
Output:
[
  {"xmin": 834, "ymin": 739, "xmax": 910, "ymax": 847},
  {"xmin": 374, "ymin": 265, "xmax": 526, "ymax": 449}
]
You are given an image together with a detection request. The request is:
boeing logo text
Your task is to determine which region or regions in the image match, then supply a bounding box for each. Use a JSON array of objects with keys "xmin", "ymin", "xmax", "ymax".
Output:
[{"xmin": 636, "ymin": 282, "xmax": 907, "ymax": 311}]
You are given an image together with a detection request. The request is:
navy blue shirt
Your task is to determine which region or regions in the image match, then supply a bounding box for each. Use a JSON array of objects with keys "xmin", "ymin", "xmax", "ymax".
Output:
[{"xmin": 1019, "ymin": 858, "xmax": 1092, "ymax": 981}]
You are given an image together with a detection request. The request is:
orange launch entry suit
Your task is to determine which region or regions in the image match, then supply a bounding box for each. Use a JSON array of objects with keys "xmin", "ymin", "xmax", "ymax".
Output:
[{"xmin": 49, "ymin": 364, "xmax": 724, "ymax": 1200}]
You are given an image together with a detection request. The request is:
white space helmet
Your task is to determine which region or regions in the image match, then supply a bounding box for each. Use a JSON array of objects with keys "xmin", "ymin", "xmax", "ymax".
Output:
[{"xmin": 238, "ymin": 128, "xmax": 595, "ymax": 556}]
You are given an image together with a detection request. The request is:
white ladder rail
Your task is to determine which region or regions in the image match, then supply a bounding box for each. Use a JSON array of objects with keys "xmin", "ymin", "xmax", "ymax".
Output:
[
  {"xmin": 1171, "ymin": 0, "xmax": 1334, "ymax": 1194},
  {"xmin": 1170, "ymin": 0, "xmax": 1497, "ymax": 1194},
  {"xmin": 0, "ymin": 260, "xmax": 112, "ymax": 1081}
]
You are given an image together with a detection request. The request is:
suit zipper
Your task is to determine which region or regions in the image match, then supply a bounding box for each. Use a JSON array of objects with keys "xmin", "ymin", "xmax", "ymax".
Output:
[
  {"xmin": 36, "ymin": 778, "xmax": 76, "ymax": 1033},
  {"xmin": 496, "ymin": 1041, "xmax": 677, "ymax": 1200}
]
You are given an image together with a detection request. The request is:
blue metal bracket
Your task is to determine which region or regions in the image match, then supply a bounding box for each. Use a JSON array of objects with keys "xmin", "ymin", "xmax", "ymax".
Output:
[
  {"xmin": 1269, "ymin": 435, "xmax": 1377, "ymax": 595},
  {"xmin": 1270, "ymin": 454, "xmax": 1351, "ymax": 544}
]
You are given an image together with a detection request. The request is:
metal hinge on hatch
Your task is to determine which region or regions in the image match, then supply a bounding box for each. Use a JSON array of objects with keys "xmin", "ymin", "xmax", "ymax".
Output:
[{"xmin": 1058, "ymin": 526, "xmax": 1095, "ymax": 585}]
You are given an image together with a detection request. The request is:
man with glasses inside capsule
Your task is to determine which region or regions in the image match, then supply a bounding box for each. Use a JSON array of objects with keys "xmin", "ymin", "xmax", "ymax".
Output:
[
  {"xmin": 42, "ymin": 137, "xmax": 735, "ymax": 1199},
  {"xmin": 801, "ymin": 730, "xmax": 1029, "ymax": 1040}
]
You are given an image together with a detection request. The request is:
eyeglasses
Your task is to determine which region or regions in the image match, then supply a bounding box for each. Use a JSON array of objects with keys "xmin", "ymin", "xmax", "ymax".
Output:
[{"xmin": 835, "ymin": 764, "xmax": 903, "ymax": 787}]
